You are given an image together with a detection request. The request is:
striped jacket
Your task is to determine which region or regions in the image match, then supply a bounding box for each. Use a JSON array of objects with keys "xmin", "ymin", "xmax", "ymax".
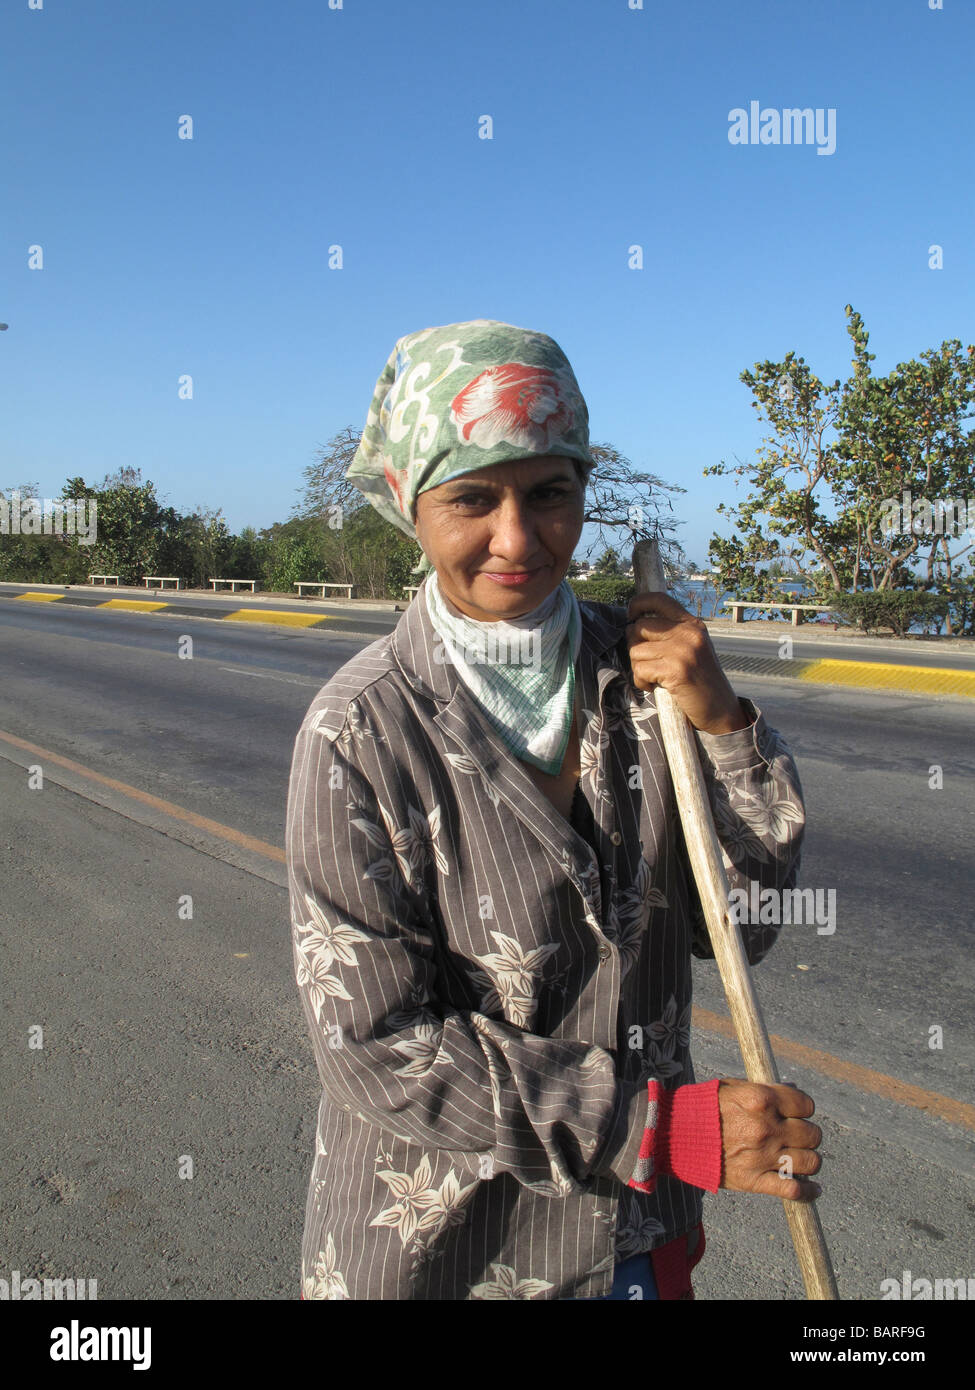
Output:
[{"xmin": 286, "ymin": 578, "xmax": 805, "ymax": 1300}]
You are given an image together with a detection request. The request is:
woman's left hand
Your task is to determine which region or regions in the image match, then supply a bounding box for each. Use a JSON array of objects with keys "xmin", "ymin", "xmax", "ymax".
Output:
[{"xmin": 625, "ymin": 592, "xmax": 752, "ymax": 735}]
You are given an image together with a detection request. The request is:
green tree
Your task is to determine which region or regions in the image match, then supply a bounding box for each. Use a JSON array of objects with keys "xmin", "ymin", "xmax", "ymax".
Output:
[
  {"xmin": 254, "ymin": 517, "xmax": 326, "ymax": 592},
  {"xmin": 157, "ymin": 506, "xmax": 233, "ymax": 587},
  {"xmin": 264, "ymin": 531, "xmax": 327, "ymax": 592},
  {"xmin": 224, "ymin": 525, "xmax": 269, "ymax": 580},
  {"xmin": 706, "ymin": 307, "xmax": 975, "ymax": 603},
  {"xmin": 837, "ymin": 308, "xmax": 975, "ymax": 602},
  {"xmin": 593, "ymin": 545, "xmax": 623, "ymax": 575},
  {"xmin": 0, "ymin": 483, "xmax": 54, "ymax": 581},
  {"xmin": 61, "ymin": 468, "xmax": 178, "ymax": 583}
]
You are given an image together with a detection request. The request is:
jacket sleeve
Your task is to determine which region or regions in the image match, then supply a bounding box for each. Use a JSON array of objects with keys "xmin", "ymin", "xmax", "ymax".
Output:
[
  {"xmin": 286, "ymin": 700, "xmax": 649, "ymax": 1196},
  {"xmin": 684, "ymin": 698, "xmax": 806, "ymax": 965}
]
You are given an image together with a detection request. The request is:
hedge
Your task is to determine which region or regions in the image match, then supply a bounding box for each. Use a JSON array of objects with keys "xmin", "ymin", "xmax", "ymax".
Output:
[
  {"xmin": 830, "ymin": 590, "xmax": 949, "ymax": 638},
  {"xmin": 567, "ymin": 577, "xmax": 635, "ymax": 604}
]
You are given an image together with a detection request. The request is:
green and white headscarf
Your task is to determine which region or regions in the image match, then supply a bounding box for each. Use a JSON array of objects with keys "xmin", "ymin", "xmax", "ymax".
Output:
[
  {"xmin": 345, "ymin": 319, "xmax": 594, "ymax": 578},
  {"xmin": 345, "ymin": 319, "xmax": 595, "ymax": 773}
]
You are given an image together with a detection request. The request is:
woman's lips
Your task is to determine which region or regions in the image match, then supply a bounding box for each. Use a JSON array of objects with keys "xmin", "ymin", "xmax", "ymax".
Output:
[{"xmin": 480, "ymin": 567, "xmax": 546, "ymax": 586}]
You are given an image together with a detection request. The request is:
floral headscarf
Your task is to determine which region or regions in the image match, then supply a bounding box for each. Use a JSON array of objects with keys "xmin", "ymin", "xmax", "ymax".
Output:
[{"xmin": 345, "ymin": 319, "xmax": 595, "ymax": 575}]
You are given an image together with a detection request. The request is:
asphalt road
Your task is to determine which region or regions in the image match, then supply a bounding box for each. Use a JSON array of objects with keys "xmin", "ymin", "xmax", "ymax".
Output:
[
  {"xmin": 1, "ymin": 600, "xmax": 973, "ymax": 1301},
  {"xmin": 6, "ymin": 583, "xmax": 975, "ymax": 669}
]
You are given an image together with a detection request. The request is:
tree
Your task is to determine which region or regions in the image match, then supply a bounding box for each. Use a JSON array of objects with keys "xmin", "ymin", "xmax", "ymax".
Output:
[
  {"xmin": 0, "ymin": 482, "xmax": 64, "ymax": 581},
  {"xmin": 224, "ymin": 525, "xmax": 269, "ymax": 580},
  {"xmin": 837, "ymin": 309, "xmax": 975, "ymax": 597},
  {"xmin": 331, "ymin": 506, "xmax": 422, "ymax": 599},
  {"xmin": 61, "ymin": 469, "xmax": 178, "ymax": 584},
  {"xmin": 581, "ymin": 442, "xmax": 687, "ymax": 572},
  {"xmin": 706, "ymin": 308, "xmax": 975, "ymax": 603},
  {"xmin": 157, "ymin": 506, "xmax": 233, "ymax": 586},
  {"xmin": 593, "ymin": 545, "xmax": 623, "ymax": 575},
  {"xmin": 292, "ymin": 427, "xmax": 367, "ymax": 523},
  {"xmin": 264, "ymin": 530, "xmax": 327, "ymax": 593}
]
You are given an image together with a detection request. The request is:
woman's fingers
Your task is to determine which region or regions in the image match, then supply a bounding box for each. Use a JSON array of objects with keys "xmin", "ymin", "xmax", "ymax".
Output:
[
  {"xmin": 626, "ymin": 598, "xmax": 700, "ymax": 641},
  {"xmin": 718, "ymin": 1080, "xmax": 824, "ymax": 1199},
  {"xmin": 784, "ymin": 1116, "xmax": 823, "ymax": 1150},
  {"xmin": 778, "ymin": 1144, "xmax": 823, "ymax": 1177},
  {"xmin": 626, "ymin": 591, "xmax": 693, "ymax": 623},
  {"xmin": 627, "ymin": 624, "xmax": 746, "ymax": 732},
  {"xmin": 751, "ymin": 1171, "xmax": 823, "ymax": 1202},
  {"xmin": 776, "ymin": 1084, "xmax": 817, "ymax": 1119}
]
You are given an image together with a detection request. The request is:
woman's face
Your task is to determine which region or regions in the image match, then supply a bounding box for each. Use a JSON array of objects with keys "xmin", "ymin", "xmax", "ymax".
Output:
[{"xmin": 413, "ymin": 455, "xmax": 586, "ymax": 622}]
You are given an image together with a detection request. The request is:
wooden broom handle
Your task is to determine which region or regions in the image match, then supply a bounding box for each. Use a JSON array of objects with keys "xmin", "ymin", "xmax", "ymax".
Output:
[{"xmin": 631, "ymin": 539, "xmax": 838, "ymax": 1301}]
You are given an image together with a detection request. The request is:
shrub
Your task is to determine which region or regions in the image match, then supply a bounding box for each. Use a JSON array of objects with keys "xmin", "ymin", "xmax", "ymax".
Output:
[
  {"xmin": 567, "ymin": 576, "xmax": 635, "ymax": 604},
  {"xmin": 830, "ymin": 590, "xmax": 949, "ymax": 638},
  {"xmin": 264, "ymin": 535, "xmax": 328, "ymax": 592},
  {"xmin": 940, "ymin": 575, "xmax": 975, "ymax": 636}
]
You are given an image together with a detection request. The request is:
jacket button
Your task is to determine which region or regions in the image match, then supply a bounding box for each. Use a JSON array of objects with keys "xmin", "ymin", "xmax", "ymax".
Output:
[
  {"xmin": 598, "ymin": 944, "xmax": 611, "ymax": 962},
  {"xmin": 610, "ymin": 831, "xmax": 622, "ymax": 846}
]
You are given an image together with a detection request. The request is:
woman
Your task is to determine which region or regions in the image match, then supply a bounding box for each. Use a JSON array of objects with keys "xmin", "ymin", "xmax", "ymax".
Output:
[{"xmin": 287, "ymin": 319, "xmax": 821, "ymax": 1301}]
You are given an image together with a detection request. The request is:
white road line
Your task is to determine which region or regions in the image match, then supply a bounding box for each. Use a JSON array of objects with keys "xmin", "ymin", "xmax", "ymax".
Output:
[{"xmin": 219, "ymin": 666, "xmax": 321, "ymax": 687}]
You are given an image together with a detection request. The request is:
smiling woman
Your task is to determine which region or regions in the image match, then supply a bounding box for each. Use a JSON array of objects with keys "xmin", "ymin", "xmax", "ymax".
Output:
[
  {"xmin": 414, "ymin": 456, "xmax": 587, "ymax": 622},
  {"xmin": 286, "ymin": 319, "xmax": 811, "ymax": 1301}
]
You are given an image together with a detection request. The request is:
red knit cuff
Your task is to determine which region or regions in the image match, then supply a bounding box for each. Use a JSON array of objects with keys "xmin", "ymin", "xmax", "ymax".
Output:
[
  {"xmin": 626, "ymin": 1078, "xmax": 724, "ymax": 1194},
  {"xmin": 655, "ymin": 1079, "xmax": 723, "ymax": 1192}
]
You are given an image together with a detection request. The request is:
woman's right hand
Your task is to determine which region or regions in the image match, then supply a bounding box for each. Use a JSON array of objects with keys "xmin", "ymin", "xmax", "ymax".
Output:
[{"xmin": 717, "ymin": 1079, "xmax": 823, "ymax": 1201}]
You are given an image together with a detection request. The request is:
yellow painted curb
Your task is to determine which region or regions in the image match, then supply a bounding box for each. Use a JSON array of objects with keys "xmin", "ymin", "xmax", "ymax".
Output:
[
  {"xmin": 798, "ymin": 658, "xmax": 975, "ymax": 698},
  {"xmin": 15, "ymin": 592, "xmax": 65, "ymax": 602},
  {"xmin": 97, "ymin": 598, "xmax": 170, "ymax": 612},
  {"xmin": 224, "ymin": 608, "xmax": 328, "ymax": 628}
]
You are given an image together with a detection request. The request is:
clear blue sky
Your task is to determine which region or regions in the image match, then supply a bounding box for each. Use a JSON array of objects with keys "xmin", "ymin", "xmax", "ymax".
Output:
[{"xmin": 3, "ymin": 0, "xmax": 972, "ymax": 568}]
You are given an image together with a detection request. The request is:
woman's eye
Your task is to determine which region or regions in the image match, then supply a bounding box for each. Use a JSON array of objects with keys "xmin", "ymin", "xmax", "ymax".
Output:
[{"xmin": 454, "ymin": 489, "xmax": 568, "ymax": 507}]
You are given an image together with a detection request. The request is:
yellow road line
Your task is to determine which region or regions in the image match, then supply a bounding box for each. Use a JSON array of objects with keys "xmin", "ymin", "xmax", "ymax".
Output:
[
  {"xmin": 224, "ymin": 608, "xmax": 328, "ymax": 627},
  {"xmin": 97, "ymin": 598, "xmax": 170, "ymax": 612},
  {"xmin": 0, "ymin": 728, "xmax": 285, "ymax": 863},
  {"xmin": 798, "ymin": 658, "xmax": 975, "ymax": 698},
  {"xmin": 14, "ymin": 592, "xmax": 65, "ymax": 602}
]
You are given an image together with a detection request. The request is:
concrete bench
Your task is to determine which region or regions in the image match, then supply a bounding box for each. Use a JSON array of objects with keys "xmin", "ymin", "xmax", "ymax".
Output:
[
  {"xmin": 88, "ymin": 575, "xmax": 120, "ymax": 586},
  {"xmin": 723, "ymin": 600, "xmax": 839, "ymax": 627},
  {"xmin": 209, "ymin": 578, "xmax": 259, "ymax": 593},
  {"xmin": 403, "ymin": 586, "xmax": 421, "ymax": 602},
  {"xmin": 293, "ymin": 581, "xmax": 355, "ymax": 599},
  {"xmin": 143, "ymin": 576, "xmax": 183, "ymax": 591}
]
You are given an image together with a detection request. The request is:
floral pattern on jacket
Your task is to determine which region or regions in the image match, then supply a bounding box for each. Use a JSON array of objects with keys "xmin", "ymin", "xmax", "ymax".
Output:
[{"xmin": 286, "ymin": 581, "xmax": 805, "ymax": 1299}]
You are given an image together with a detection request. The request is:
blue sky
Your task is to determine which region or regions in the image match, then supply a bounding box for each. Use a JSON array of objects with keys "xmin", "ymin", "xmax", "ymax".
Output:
[{"xmin": 3, "ymin": 0, "xmax": 972, "ymax": 568}]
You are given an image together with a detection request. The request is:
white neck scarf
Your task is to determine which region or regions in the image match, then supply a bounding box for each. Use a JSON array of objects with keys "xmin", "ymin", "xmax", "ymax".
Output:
[{"xmin": 424, "ymin": 569, "xmax": 582, "ymax": 775}]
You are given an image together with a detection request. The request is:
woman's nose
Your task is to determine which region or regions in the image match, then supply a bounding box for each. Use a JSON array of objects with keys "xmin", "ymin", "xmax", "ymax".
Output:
[{"xmin": 488, "ymin": 499, "xmax": 542, "ymax": 557}]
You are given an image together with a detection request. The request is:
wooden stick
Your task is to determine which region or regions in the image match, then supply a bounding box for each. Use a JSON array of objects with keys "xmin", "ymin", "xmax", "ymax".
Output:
[{"xmin": 631, "ymin": 539, "xmax": 839, "ymax": 1301}]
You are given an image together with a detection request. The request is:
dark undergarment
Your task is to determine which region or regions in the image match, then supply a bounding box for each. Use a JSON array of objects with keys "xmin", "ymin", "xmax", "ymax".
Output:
[{"xmin": 569, "ymin": 778, "xmax": 599, "ymax": 851}]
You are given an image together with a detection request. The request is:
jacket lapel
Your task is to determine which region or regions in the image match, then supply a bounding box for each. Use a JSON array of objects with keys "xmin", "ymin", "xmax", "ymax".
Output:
[{"xmin": 389, "ymin": 576, "xmax": 632, "ymax": 914}]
